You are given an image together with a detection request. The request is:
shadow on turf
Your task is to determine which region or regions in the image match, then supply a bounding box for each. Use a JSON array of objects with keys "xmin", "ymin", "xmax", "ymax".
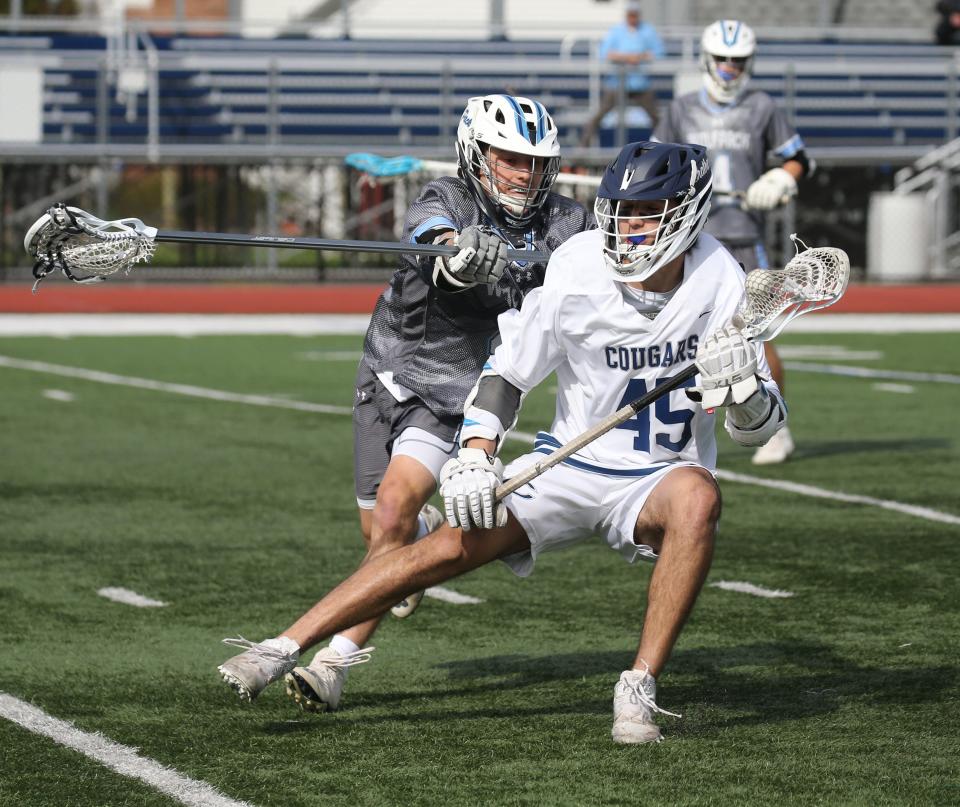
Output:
[{"xmin": 258, "ymin": 642, "xmax": 956, "ymax": 736}]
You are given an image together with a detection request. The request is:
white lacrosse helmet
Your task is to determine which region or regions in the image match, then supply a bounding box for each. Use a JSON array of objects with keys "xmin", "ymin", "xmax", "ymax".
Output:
[
  {"xmin": 456, "ymin": 94, "xmax": 561, "ymax": 228},
  {"xmin": 700, "ymin": 20, "xmax": 756, "ymax": 104}
]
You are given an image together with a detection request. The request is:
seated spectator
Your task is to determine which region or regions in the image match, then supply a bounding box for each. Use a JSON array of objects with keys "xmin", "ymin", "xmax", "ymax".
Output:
[{"xmin": 936, "ymin": 0, "xmax": 960, "ymax": 45}]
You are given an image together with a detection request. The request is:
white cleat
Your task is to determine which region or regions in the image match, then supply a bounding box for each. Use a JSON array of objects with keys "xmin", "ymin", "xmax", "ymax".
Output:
[
  {"xmin": 611, "ymin": 668, "xmax": 681, "ymax": 745},
  {"xmin": 391, "ymin": 503, "xmax": 444, "ymax": 619},
  {"xmin": 284, "ymin": 645, "xmax": 373, "ymax": 713},
  {"xmin": 752, "ymin": 426, "xmax": 795, "ymax": 466},
  {"xmin": 217, "ymin": 636, "xmax": 299, "ymax": 702},
  {"xmin": 390, "ymin": 589, "xmax": 424, "ymax": 619}
]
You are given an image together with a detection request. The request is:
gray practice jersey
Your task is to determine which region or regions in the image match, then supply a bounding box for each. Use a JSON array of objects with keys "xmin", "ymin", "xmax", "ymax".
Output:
[
  {"xmin": 363, "ymin": 176, "xmax": 593, "ymax": 419},
  {"xmin": 653, "ymin": 89, "xmax": 804, "ymax": 245}
]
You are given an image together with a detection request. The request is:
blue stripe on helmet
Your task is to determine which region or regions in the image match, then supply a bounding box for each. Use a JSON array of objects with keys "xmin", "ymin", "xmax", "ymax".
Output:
[
  {"xmin": 722, "ymin": 20, "xmax": 741, "ymax": 47},
  {"xmin": 502, "ymin": 95, "xmax": 531, "ymax": 143},
  {"xmin": 533, "ymin": 100, "xmax": 546, "ymax": 142}
]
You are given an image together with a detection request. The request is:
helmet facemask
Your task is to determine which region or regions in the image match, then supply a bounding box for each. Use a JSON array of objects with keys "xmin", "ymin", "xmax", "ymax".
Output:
[
  {"xmin": 594, "ymin": 177, "xmax": 712, "ymax": 283},
  {"xmin": 699, "ymin": 20, "xmax": 757, "ymax": 104},
  {"xmin": 456, "ymin": 95, "xmax": 562, "ymax": 229},
  {"xmin": 702, "ymin": 51, "xmax": 754, "ymax": 103},
  {"xmin": 463, "ymin": 141, "xmax": 560, "ymax": 227}
]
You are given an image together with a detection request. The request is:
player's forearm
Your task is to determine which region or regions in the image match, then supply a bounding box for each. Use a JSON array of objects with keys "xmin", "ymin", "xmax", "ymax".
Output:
[
  {"xmin": 781, "ymin": 160, "xmax": 804, "ymax": 182},
  {"xmin": 463, "ymin": 437, "xmax": 498, "ymax": 456}
]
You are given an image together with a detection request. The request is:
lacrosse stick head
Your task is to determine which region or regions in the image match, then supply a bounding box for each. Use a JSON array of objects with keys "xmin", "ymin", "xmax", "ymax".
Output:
[
  {"xmin": 736, "ymin": 237, "xmax": 850, "ymax": 341},
  {"xmin": 24, "ymin": 204, "xmax": 157, "ymax": 292}
]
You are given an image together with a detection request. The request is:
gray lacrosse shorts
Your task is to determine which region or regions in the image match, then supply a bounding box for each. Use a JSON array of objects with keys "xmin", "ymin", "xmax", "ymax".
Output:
[{"xmin": 353, "ymin": 361, "xmax": 460, "ymax": 508}]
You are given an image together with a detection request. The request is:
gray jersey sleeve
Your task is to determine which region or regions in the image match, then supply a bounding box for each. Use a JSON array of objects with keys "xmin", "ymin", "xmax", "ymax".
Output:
[
  {"xmin": 765, "ymin": 103, "xmax": 805, "ymax": 161},
  {"xmin": 361, "ymin": 177, "xmax": 592, "ymax": 419}
]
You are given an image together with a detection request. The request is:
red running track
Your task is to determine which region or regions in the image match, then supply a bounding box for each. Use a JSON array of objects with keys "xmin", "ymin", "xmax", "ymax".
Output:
[{"xmin": 1, "ymin": 283, "xmax": 959, "ymax": 314}]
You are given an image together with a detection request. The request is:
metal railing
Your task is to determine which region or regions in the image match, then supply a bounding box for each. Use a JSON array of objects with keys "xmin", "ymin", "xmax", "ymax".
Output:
[
  {"xmin": 3, "ymin": 45, "xmax": 957, "ymax": 162},
  {"xmin": 895, "ymin": 137, "xmax": 960, "ymax": 275}
]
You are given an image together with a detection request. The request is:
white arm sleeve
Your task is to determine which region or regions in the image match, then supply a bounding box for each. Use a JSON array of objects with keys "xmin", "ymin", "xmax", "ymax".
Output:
[
  {"xmin": 723, "ymin": 343, "xmax": 787, "ymax": 446},
  {"xmin": 724, "ymin": 381, "xmax": 787, "ymax": 446}
]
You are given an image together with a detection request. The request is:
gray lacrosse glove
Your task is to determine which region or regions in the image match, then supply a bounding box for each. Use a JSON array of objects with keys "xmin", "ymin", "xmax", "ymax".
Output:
[
  {"xmin": 441, "ymin": 225, "xmax": 509, "ymax": 287},
  {"xmin": 689, "ymin": 324, "xmax": 760, "ymax": 409},
  {"xmin": 439, "ymin": 447, "xmax": 508, "ymax": 530}
]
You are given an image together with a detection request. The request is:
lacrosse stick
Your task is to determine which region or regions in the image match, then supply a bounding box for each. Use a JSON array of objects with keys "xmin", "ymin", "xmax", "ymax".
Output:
[
  {"xmin": 495, "ymin": 236, "xmax": 850, "ymax": 500},
  {"xmin": 345, "ymin": 152, "xmax": 602, "ymax": 189},
  {"xmin": 24, "ymin": 204, "xmax": 550, "ymax": 291}
]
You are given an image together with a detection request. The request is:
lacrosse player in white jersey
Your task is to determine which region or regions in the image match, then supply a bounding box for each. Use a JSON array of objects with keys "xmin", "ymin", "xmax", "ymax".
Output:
[
  {"xmin": 218, "ymin": 95, "xmax": 591, "ymax": 712},
  {"xmin": 653, "ymin": 20, "xmax": 810, "ymax": 465},
  {"xmin": 214, "ymin": 141, "xmax": 787, "ymax": 743}
]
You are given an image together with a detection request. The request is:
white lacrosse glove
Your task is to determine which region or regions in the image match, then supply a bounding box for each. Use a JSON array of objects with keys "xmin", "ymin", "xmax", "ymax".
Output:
[
  {"xmin": 439, "ymin": 447, "xmax": 507, "ymax": 530},
  {"xmin": 745, "ymin": 167, "xmax": 797, "ymax": 211},
  {"xmin": 434, "ymin": 225, "xmax": 508, "ymax": 289},
  {"xmin": 689, "ymin": 324, "xmax": 760, "ymax": 409}
]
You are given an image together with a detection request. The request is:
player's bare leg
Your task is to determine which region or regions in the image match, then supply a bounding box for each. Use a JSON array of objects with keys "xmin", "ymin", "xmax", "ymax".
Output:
[
  {"xmin": 284, "ymin": 515, "xmax": 530, "ymax": 650},
  {"xmin": 284, "ymin": 455, "xmax": 438, "ymax": 712},
  {"xmin": 753, "ymin": 342, "xmax": 795, "ymax": 464},
  {"xmin": 763, "ymin": 341, "xmax": 784, "ymax": 391},
  {"xmin": 634, "ymin": 467, "xmax": 719, "ymax": 673},
  {"xmin": 612, "ymin": 467, "xmax": 719, "ymax": 744},
  {"xmin": 219, "ymin": 455, "xmax": 441, "ymax": 706}
]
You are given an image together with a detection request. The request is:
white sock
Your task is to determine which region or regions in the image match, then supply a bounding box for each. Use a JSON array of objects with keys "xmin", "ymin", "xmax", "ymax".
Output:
[
  {"xmin": 415, "ymin": 513, "xmax": 431, "ymax": 539},
  {"xmin": 263, "ymin": 635, "xmax": 300, "ymax": 657},
  {"xmin": 328, "ymin": 634, "xmax": 361, "ymax": 659}
]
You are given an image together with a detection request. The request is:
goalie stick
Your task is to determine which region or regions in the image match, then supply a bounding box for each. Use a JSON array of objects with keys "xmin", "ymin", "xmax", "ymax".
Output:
[
  {"xmin": 23, "ymin": 204, "xmax": 549, "ymax": 291},
  {"xmin": 345, "ymin": 152, "xmax": 602, "ymax": 188},
  {"xmin": 494, "ymin": 238, "xmax": 850, "ymax": 500}
]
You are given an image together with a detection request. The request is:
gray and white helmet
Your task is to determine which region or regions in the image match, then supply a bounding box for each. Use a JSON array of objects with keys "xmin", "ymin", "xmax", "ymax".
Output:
[
  {"xmin": 456, "ymin": 94, "xmax": 561, "ymax": 228},
  {"xmin": 700, "ymin": 20, "xmax": 757, "ymax": 104}
]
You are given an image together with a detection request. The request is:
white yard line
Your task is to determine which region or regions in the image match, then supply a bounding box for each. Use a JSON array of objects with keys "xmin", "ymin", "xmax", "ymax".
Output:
[
  {"xmin": 296, "ymin": 351, "xmax": 362, "ymax": 362},
  {"xmin": 42, "ymin": 388, "xmax": 75, "ymax": 402},
  {"xmin": 776, "ymin": 345, "xmax": 884, "ymax": 361},
  {"xmin": 785, "ymin": 361, "xmax": 960, "ymax": 385},
  {"xmin": 1, "ymin": 312, "xmax": 960, "ymax": 336},
  {"xmin": 0, "ymin": 693, "xmax": 253, "ymax": 807},
  {"xmin": 783, "ymin": 314, "xmax": 960, "ymax": 333},
  {"xmin": 709, "ymin": 581, "xmax": 795, "ymax": 598},
  {"xmin": 0, "ymin": 356, "xmax": 352, "ymax": 416},
  {"xmin": 2, "ymin": 356, "xmax": 958, "ymax": 528},
  {"xmin": 873, "ymin": 382, "xmax": 916, "ymax": 394},
  {"xmin": 97, "ymin": 587, "xmax": 167, "ymax": 608},
  {"xmin": 715, "ymin": 470, "xmax": 960, "ymax": 526},
  {"xmin": 424, "ymin": 586, "xmax": 484, "ymax": 605},
  {"xmin": 0, "ymin": 314, "xmax": 371, "ymax": 337}
]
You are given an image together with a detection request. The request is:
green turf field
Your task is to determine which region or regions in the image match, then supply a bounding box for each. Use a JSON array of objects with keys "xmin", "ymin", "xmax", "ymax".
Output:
[{"xmin": 1, "ymin": 331, "xmax": 958, "ymax": 807}]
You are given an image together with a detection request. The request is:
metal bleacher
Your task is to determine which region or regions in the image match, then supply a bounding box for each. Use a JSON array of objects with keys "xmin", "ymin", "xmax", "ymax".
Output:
[{"xmin": 1, "ymin": 28, "xmax": 956, "ymax": 165}]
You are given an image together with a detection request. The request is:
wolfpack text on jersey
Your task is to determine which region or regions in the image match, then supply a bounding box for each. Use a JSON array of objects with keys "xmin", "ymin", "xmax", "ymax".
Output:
[{"xmin": 653, "ymin": 90, "xmax": 803, "ymax": 245}]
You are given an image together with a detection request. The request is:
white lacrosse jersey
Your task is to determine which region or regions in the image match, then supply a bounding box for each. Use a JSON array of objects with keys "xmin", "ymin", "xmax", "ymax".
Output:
[{"xmin": 489, "ymin": 229, "xmax": 778, "ymax": 475}]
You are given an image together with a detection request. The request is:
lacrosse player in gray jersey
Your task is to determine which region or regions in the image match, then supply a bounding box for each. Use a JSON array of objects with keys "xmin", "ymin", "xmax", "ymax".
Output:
[
  {"xmin": 653, "ymin": 20, "xmax": 812, "ymax": 464},
  {"xmin": 218, "ymin": 94, "xmax": 592, "ymax": 711}
]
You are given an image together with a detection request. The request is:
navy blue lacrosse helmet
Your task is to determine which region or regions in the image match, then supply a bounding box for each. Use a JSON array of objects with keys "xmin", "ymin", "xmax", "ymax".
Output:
[{"xmin": 594, "ymin": 141, "xmax": 713, "ymax": 281}]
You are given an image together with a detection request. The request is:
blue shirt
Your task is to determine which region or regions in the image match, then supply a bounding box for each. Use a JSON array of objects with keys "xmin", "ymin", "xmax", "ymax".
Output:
[{"xmin": 598, "ymin": 22, "xmax": 664, "ymax": 92}]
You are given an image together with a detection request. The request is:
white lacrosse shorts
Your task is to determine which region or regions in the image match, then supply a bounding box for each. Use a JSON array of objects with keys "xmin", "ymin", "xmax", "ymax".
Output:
[{"xmin": 499, "ymin": 453, "xmax": 705, "ymax": 577}]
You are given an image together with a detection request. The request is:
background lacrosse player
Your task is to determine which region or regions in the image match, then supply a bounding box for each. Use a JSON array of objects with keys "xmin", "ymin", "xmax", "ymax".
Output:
[
  {"xmin": 653, "ymin": 20, "xmax": 812, "ymax": 465},
  {"xmin": 218, "ymin": 94, "xmax": 592, "ymax": 712},
  {"xmin": 217, "ymin": 140, "xmax": 789, "ymax": 744}
]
